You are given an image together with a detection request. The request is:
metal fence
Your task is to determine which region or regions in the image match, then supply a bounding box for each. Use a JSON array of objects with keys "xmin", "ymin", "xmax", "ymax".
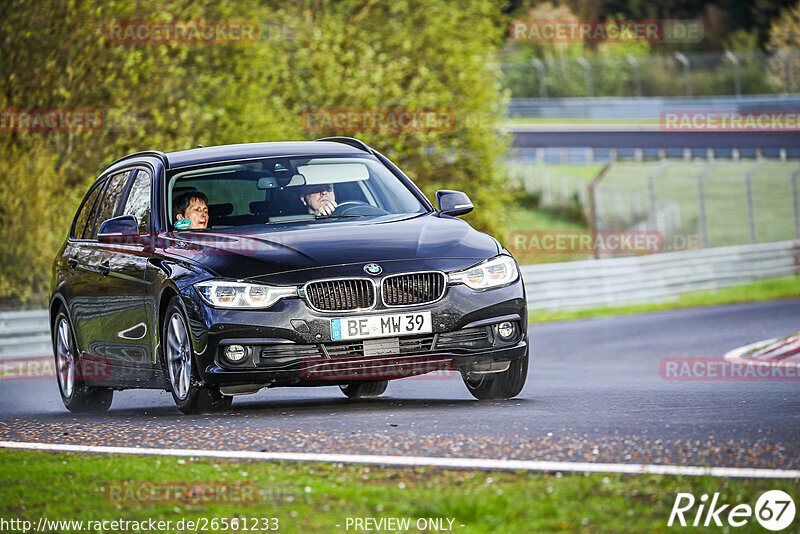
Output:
[
  {"xmin": 503, "ymin": 48, "xmax": 800, "ymax": 99},
  {"xmin": 521, "ymin": 240, "xmax": 799, "ymax": 311},
  {"xmin": 510, "ymin": 157, "xmax": 800, "ymax": 251}
]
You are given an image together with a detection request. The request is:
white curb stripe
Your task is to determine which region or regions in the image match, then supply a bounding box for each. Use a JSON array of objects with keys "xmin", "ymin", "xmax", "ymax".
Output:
[
  {"xmin": 724, "ymin": 338, "xmax": 800, "ymax": 368},
  {"xmin": 1, "ymin": 440, "xmax": 798, "ymax": 479}
]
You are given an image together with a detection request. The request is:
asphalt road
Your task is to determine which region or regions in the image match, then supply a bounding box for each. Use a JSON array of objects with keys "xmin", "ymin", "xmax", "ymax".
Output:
[{"xmin": 1, "ymin": 299, "xmax": 799, "ymax": 469}]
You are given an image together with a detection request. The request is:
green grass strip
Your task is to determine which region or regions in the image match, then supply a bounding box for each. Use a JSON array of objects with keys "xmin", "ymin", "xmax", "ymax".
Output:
[
  {"xmin": 530, "ymin": 275, "xmax": 800, "ymax": 323},
  {"xmin": 1, "ymin": 450, "xmax": 798, "ymax": 533}
]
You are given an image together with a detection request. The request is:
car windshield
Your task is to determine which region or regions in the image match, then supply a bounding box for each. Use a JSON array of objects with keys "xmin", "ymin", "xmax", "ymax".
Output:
[{"xmin": 166, "ymin": 154, "xmax": 428, "ymax": 230}]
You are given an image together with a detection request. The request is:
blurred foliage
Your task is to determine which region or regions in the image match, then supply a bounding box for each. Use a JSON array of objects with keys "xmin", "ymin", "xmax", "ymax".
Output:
[
  {"xmin": 501, "ymin": 0, "xmax": 794, "ymax": 98},
  {"xmin": 0, "ymin": 0, "xmax": 512, "ymax": 305},
  {"xmin": 0, "ymin": 142, "xmax": 82, "ymax": 305},
  {"xmin": 519, "ymin": 0, "xmax": 799, "ymax": 49},
  {"xmin": 502, "ymin": 2, "xmax": 650, "ymax": 98},
  {"xmin": 512, "ymin": 187, "xmax": 586, "ymax": 226},
  {"xmin": 767, "ymin": 0, "xmax": 800, "ymax": 92}
]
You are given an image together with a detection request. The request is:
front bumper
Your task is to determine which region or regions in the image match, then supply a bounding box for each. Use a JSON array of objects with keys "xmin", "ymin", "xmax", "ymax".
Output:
[{"xmin": 179, "ymin": 277, "xmax": 528, "ymax": 388}]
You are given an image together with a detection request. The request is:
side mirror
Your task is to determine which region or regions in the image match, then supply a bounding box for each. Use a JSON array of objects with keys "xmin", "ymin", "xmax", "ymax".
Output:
[
  {"xmin": 436, "ymin": 190, "xmax": 474, "ymax": 216},
  {"xmin": 97, "ymin": 215, "xmax": 140, "ymax": 243}
]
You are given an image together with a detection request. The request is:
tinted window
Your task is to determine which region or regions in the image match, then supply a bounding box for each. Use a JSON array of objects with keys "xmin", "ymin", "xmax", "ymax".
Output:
[
  {"xmin": 89, "ymin": 171, "xmax": 129, "ymax": 239},
  {"xmin": 71, "ymin": 182, "xmax": 104, "ymax": 239},
  {"xmin": 122, "ymin": 170, "xmax": 152, "ymax": 233}
]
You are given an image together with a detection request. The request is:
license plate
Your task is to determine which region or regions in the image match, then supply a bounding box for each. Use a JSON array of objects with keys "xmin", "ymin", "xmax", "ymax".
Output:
[{"xmin": 330, "ymin": 311, "xmax": 432, "ymax": 341}]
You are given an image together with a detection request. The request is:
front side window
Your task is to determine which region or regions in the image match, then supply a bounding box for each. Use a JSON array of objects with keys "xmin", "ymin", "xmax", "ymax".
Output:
[
  {"xmin": 166, "ymin": 155, "xmax": 427, "ymax": 230},
  {"xmin": 122, "ymin": 170, "xmax": 152, "ymax": 234},
  {"xmin": 71, "ymin": 180, "xmax": 105, "ymax": 240},
  {"xmin": 89, "ymin": 171, "xmax": 130, "ymax": 239}
]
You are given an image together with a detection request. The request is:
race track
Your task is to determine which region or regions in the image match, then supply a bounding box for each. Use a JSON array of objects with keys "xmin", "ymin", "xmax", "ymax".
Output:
[{"xmin": 1, "ymin": 299, "xmax": 799, "ymax": 470}]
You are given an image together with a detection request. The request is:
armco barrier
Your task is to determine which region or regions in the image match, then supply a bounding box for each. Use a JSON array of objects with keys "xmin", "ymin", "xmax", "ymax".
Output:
[
  {"xmin": 507, "ymin": 95, "xmax": 800, "ymax": 118},
  {"xmin": 521, "ymin": 240, "xmax": 799, "ymax": 311},
  {"xmin": 0, "ymin": 310, "xmax": 51, "ymax": 359},
  {"xmin": 0, "ymin": 241, "xmax": 797, "ymax": 359}
]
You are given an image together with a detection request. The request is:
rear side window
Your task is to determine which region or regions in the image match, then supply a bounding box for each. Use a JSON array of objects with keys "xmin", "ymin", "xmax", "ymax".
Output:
[
  {"xmin": 121, "ymin": 170, "xmax": 152, "ymax": 234},
  {"xmin": 71, "ymin": 182, "xmax": 104, "ymax": 239},
  {"xmin": 88, "ymin": 171, "xmax": 129, "ymax": 239}
]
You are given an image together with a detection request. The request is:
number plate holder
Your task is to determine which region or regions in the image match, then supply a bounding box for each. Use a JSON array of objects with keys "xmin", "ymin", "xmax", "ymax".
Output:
[{"xmin": 330, "ymin": 311, "xmax": 432, "ymax": 341}]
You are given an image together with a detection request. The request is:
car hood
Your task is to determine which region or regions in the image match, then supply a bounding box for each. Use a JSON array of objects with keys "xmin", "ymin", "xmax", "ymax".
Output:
[{"xmin": 160, "ymin": 213, "xmax": 500, "ymax": 283}]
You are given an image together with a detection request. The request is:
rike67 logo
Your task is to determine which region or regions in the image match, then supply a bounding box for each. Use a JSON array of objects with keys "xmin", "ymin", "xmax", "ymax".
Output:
[{"xmin": 669, "ymin": 490, "xmax": 796, "ymax": 530}]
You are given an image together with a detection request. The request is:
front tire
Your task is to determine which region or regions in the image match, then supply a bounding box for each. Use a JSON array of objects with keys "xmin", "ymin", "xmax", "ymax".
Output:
[
  {"xmin": 162, "ymin": 297, "xmax": 232, "ymax": 414},
  {"xmin": 339, "ymin": 380, "xmax": 388, "ymax": 398},
  {"xmin": 463, "ymin": 350, "xmax": 528, "ymax": 400},
  {"xmin": 53, "ymin": 311, "xmax": 113, "ymax": 412}
]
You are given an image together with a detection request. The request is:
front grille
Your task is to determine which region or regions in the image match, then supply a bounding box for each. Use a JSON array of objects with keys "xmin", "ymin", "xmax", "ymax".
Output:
[
  {"xmin": 323, "ymin": 334, "xmax": 435, "ymax": 358},
  {"xmin": 382, "ymin": 272, "xmax": 446, "ymax": 306},
  {"xmin": 304, "ymin": 279, "xmax": 375, "ymax": 311}
]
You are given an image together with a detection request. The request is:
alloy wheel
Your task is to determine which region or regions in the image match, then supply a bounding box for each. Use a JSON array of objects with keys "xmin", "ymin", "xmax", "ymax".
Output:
[
  {"xmin": 166, "ymin": 312, "xmax": 191, "ymax": 400},
  {"xmin": 55, "ymin": 317, "xmax": 75, "ymax": 398}
]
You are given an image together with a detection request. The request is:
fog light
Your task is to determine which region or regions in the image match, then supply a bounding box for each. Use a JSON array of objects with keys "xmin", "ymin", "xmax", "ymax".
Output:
[
  {"xmin": 225, "ymin": 344, "xmax": 246, "ymax": 362},
  {"xmin": 497, "ymin": 321, "xmax": 516, "ymax": 340}
]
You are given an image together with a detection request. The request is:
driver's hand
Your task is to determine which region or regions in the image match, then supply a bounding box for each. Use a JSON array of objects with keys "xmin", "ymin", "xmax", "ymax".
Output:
[{"xmin": 314, "ymin": 200, "xmax": 337, "ymax": 216}]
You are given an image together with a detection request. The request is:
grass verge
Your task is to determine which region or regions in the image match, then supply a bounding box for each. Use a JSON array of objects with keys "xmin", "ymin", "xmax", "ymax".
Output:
[
  {"xmin": 1, "ymin": 450, "xmax": 797, "ymax": 533},
  {"xmin": 530, "ymin": 275, "xmax": 800, "ymax": 323}
]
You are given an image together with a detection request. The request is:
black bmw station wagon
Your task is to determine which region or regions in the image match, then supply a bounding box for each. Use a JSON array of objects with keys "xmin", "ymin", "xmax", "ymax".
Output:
[{"xmin": 50, "ymin": 137, "xmax": 528, "ymax": 414}]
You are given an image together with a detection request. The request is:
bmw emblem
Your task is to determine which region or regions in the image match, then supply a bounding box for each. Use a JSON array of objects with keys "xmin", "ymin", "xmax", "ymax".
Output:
[{"xmin": 364, "ymin": 263, "xmax": 382, "ymax": 275}]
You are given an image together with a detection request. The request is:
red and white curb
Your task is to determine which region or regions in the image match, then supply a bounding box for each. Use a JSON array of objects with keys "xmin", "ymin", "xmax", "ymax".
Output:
[
  {"xmin": 0, "ymin": 440, "xmax": 799, "ymax": 479},
  {"xmin": 724, "ymin": 333, "xmax": 800, "ymax": 367}
]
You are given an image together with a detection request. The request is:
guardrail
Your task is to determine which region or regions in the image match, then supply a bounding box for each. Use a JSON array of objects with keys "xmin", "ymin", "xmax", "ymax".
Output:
[
  {"xmin": 521, "ymin": 240, "xmax": 799, "ymax": 311},
  {"xmin": 508, "ymin": 95, "xmax": 800, "ymax": 118},
  {"xmin": 0, "ymin": 241, "xmax": 797, "ymax": 359},
  {"xmin": 0, "ymin": 310, "xmax": 51, "ymax": 359}
]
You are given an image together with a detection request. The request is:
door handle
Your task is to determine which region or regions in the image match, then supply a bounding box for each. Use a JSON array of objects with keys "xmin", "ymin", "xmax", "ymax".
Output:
[
  {"xmin": 99, "ymin": 261, "xmax": 110, "ymax": 276},
  {"xmin": 68, "ymin": 257, "xmax": 78, "ymax": 269}
]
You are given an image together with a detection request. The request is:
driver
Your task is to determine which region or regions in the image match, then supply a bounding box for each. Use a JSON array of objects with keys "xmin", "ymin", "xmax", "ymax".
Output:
[
  {"xmin": 300, "ymin": 184, "xmax": 337, "ymax": 216},
  {"xmin": 173, "ymin": 191, "xmax": 209, "ymax": 229}
]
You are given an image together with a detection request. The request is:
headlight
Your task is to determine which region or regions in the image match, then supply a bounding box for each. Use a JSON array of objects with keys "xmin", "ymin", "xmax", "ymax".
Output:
[
  {"xmin": 448, "ymin": 255, "xmax": 519, "ymax": 290},
  {"xmin": 194, "ymin": 280, "xmax": 298, "ymax": 309}
]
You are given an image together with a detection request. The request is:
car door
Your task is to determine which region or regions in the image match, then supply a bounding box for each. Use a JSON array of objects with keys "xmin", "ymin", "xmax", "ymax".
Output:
[
  {"xmin": 120, "ymin": 169, "xmax": 164, "ymax": 381},
  {"xmin": 65, "ymin": 178, "xmax": 106, "ymax": 363},
  {"xmin": 85, "ymin": 169, "xmax": 153, "ymax": 383}
]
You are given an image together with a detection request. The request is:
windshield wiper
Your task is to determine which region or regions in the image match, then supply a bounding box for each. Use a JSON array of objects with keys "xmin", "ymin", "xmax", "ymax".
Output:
[{"xmin": 314, "ymin": 214, "xmax": 365, "ymax": 220}]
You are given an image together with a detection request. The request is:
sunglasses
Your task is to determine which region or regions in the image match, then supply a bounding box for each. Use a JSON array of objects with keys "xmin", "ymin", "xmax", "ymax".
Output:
[{"xmin": 305, "ymin": 186, "xmax": 333, "ymax": 195}]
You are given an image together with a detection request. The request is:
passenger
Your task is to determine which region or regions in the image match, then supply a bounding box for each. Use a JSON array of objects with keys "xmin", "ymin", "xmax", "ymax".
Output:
[
  {"xmin": 299, "ymin": 184, "xmax": 337, "ymax": 216},
  {"xmin": 173, "ymin": 191, "xmax": 209, "ymax": 229}
]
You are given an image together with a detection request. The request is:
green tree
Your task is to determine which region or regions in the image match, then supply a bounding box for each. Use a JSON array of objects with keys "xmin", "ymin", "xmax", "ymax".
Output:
[
  {"xmin": 767, "ymin": 0, "xmax": 800, "ymax": 92},
  {"xmin": 0, "ymin": 0, "xmax": 512, "ymax": 304}
]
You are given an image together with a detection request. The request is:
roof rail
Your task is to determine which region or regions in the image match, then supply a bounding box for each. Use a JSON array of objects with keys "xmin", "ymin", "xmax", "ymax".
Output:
[
  {"xmin": 314, "ymin": 136, "xmax": 372, "ymax": 153},
  {"xmin": 106, "ymin": 150, "xmax": 170, "ymax": 170}
]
